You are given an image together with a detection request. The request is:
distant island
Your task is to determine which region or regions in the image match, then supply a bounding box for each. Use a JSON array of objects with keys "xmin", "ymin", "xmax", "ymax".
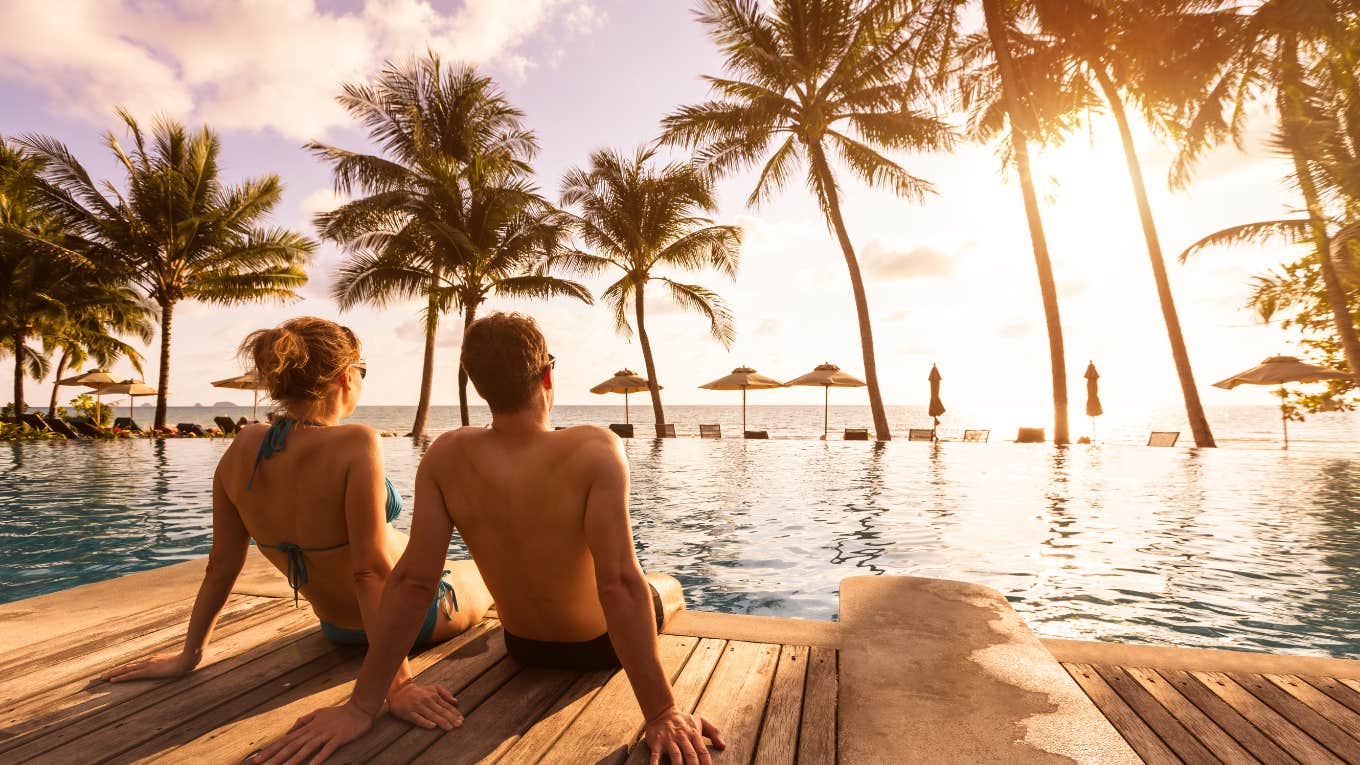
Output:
[{"xmin": 211, "ymin": 401, "xmax": 237, "ymax": 407}]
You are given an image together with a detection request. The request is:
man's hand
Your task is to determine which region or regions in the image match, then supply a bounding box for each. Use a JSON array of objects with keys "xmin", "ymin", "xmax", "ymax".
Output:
[
  {"xmin": 388, "ymin": 681, "xmax": 463, "ymax": 730},
  {"xmin": 100, "ymin": 652, "xmax": 196, "ymax": 683},
  {"xmin": 252, "ymin": 701, "xmax": 374, "ymax": 765},
  {"xmin": 644, "ymin": 706, "xmax": 725, "ymax": 765}
]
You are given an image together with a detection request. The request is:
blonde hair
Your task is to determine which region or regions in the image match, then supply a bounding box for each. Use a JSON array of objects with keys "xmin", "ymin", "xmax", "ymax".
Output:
[{"xmin": 239, "ymin": 317, "xmax": 361, "ymax": 409}]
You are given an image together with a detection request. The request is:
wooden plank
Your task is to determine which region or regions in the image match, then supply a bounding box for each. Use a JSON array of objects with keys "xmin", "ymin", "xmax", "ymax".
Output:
[
  {"xmin": 1303, "ymin": 676, "xmax": 1360, "ymax": 717},
  {"xmin": 1092, "ymin": 664, "xmax": 1219, "ymax": 765},
  {"xmin": 0, "ymin": 595, "xmax": 199, "ymax": 675},
  {"xmin": 1064, "ymin": 663, "xmax": 1180, "ymax": 765},
  {"xmin": 1156, "ymin": 669, "xmax": 1299, "ymax": 765},
  {"xmin": 688, "ymin": 641, "xmax": 781, "ymax": 764},
  {"xmin": 1227, "ymin": 672, "xmax": 1360, "ymax": 761},
  {"xmin": 665, "ymin": 611, "xmax": 840, "ymax": 649},
  {"xmin": 1190, "ymin": 671, "xmax": 1343, "ymax": 765},
  {"xmin": 620, "ymin": 638, "xmax": 729, "ymax": 765},
  {"xmin": 1265, "ymin": 675, "xmax": 1360, "ymax": 741},
  {"xmin": 1343, "ymin": 679, "xmax": 1360, "ymax": 696},
  {"xmin": 538, "ymin": 635, "xmax": 699, "ymax": 765},
  {"xmin": 1122, "ymin": 666, "xmax": 1261, "ymax": 765},
  {"xmin": 798, "ymin": 646, "xmax": 836, "ymax": 765},
  {"xmin": 1044, "ymin": 639, "xmax": 1360, "ymax": 682},
  {"xmin": 412, "ymin": 667, "xmax": 579, "ymax": 764},
  {"xmin": 493, "ymin": 669, "xmax": 616, "ymax": 765},
  {"xmin": 753, "ymin": 645, "xmax": 809, "ymax": 765}
]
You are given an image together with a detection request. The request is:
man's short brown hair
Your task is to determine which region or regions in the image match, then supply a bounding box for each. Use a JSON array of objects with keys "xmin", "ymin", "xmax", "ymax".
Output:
[{"xmin": 461, "ymin": 312, "xmax": 551, "ymax": 413}]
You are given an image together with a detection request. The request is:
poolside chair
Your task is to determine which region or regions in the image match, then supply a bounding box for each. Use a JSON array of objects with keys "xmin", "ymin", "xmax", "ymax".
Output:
[
  {"xmin": 843, "ymin": 428, "xmax": 869, "ymax": 441},
  {"xmin": 113, "ymin": 417, "xmax": 143, "ymax": 433},
  {"xmin": 19, "ymin": 412, "xmax": 51, "ymax": 432},
  {"xmin": 1015, "ymin": 427, "xmax": 1045, "ymax": 443},
  {"xmin": 177, "ymin": 423, "xmax": 206, "ymax": 437},
  {"xmin": 68, "ymin": 418, "xmax": 103, "ymax": 437},
  {"xmin": 699, "ymin": 424, "xmax": 722, "ymax": 439},
  {"xmin": 907, "ymin": 428, "xmax": 935, "ymax": 442},
  {"xmin": 608, "ymin": 423, "xmax": 634, "ymax": 438},
  {"xmin": 214, "ymin": 416, "xmax": 239, "ymax": 435},
  {"xmin": 1147, "ymin": 431, "xmax": 1180, "ymax": 447},
  {"xmin": 744, "ymin": 430, "xmax": 769, "ymax": 439},
  {"xmin": 962, "ymin": 429, "xmax": 990, "ymax": 443},
  {"xmin": 656, "ymin": 423, "xmax": 676, "ymax": 438},
  {"xmin": 47, "ymin": 417, "xmax": 81, "ymax": 439}
]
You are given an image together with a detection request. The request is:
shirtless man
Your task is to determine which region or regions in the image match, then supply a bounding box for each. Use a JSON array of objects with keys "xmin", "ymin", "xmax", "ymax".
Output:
[{"xmin": 258, "ymin": 312, "xmax": 724, "ymax": 765}]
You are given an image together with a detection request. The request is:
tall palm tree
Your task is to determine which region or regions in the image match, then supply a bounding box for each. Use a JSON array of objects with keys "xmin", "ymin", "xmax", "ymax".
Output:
[
  {"xmin": 22, "ymin": 111, "xmax": 315, "ymax": 428},
  {"xmin": 45, "ymin": 289, "xmax": 154, "ymax": 416},
  {"xmin": 551, "ymin": 147, "xmax": 741, "ymax": 428},
  {"xmin": 661, "ymin": 0, "xmax": 955, "ymax": 442},
  {"xmin": 310, "ymin": 56, "xmax": 581, "ymax": 435}
]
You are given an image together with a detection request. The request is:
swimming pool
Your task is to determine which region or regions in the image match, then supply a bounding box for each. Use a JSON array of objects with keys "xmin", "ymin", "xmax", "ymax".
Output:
[{"xmin": 3, "ymin": 436, "xmax": 1359, "ymax": 659}]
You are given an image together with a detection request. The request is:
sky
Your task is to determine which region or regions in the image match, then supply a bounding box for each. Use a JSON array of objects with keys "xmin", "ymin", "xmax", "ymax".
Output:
[{"xmin": 0, "ymin": 0, "xmax": 1322, "ymax": 423}]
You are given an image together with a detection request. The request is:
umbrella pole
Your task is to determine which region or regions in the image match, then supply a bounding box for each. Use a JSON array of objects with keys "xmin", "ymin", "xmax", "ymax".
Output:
[
  {"xmin": 823, "ymin": 386, "xmax": 829, "ymax": 438},
  {"xmin": 1280, "ymin": 387, "xmax": 1289, "ymax": 450},
  {"xmin": 625, "ymin": 392, "xmax": 630, "ymax": 425},
  {"xmin": 742, "ymin": 387, "xmax": 747, "ymax": 433}
]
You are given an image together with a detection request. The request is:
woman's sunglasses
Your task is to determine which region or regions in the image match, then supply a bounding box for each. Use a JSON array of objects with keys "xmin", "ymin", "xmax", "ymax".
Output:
[{"xmin": 350, "ymin": 360, "xmax": 367, "ymax": 380}]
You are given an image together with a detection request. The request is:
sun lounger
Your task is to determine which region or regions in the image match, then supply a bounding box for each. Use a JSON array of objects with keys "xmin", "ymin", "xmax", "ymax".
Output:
[
  {"xmin": 113, "ymin": 417, "xmax": 143, "ymax": 433},
  {"xmin": 47, "ymin": 418, "xmax": 81, "ymax": 439},
  {"xmin": 656, "ymin": 423, "xmax": 676, "ymax": 438},
  {"xmin": 907, "ymin": 428, "xmax": 935, "ymax": 441},
  {"xmin": 1147, "ymin": 431, "xmax": 1180, "ymax": 447},
  {"xmin": 843, "ymin": 428, "xmax": 869, "ymax": 440},
  {"xmin": 214, "ymin": 416, "xmax": 239, "ymax": 435},
  {"xmin": 68, "ymin": 418, "xmax": 104, "ymax": 437},
  {"xmin": 177, "ymin": 423, "xmax": 206, "ymax": 437},
  {"xmin": 19, "ymin": 412, "xmax": 51, "ymax": 432},
  {"xmin": 962, "ymin": 429, "xmax": 989, "ymax": 443},
  {"xmin": 744, "ymin": 430, "xmax": 768, "ymax": 439},
  {"xmin": 608, "ymin": 423, "xmax": 634, "ymax": 438},
  {"xmin": 699, "ymin": 424, "xmax": 721, "ymax": 439},
  {"xmin": 1015, "ymin": 427, "xmax": 1045, "ymax": 443}
]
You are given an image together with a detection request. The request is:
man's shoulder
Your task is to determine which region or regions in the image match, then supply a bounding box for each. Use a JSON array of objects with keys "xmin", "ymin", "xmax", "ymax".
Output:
[
  {"xmin": 425, "ymin": 426, "xmax": 485, "ymax": 456},
  {"xmin": 554, "ymin": 424, "xmax": 618, "ymax": 444}
]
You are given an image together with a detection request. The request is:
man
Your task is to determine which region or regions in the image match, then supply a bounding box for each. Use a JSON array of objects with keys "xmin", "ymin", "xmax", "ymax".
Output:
[{"xmin": 257, "ymin": 312, "xmax": 724, "ymax": 765}]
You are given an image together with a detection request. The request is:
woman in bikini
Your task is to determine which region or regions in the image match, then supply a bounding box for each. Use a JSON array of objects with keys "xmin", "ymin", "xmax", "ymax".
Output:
[{"xmin": 101, "ymin": 317, "xmax": 492, "ymax": 730}]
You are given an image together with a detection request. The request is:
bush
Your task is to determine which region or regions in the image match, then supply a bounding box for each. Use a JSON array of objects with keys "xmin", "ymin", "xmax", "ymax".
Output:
[{"xmin": 69, "ymin": 394, "xmax": 113, "ymax": 427}]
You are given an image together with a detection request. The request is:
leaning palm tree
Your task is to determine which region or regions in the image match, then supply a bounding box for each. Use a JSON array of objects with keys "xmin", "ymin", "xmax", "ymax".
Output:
[
  {"xmin": 661, "ymin": 0, "xmax": 954, "ymax": 442},
  {"xmin": 552, "ymin": 147, "xmax": 741, "ymax": 428},
  {"xmin": 22, "ymin": 112, "xmax": 315, "ymax": 428},
  {"xmin": 44, "ymin": 288, "xmax": 154, "ymax": 416}
]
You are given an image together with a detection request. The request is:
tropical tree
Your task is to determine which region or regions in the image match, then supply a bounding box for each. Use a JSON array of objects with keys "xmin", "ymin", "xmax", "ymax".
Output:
[
  {"xmin": 312, "ymin": 57, "xmax": 590, "ymax": 432},
  {"xmin": 661, "ymin": 0, "xmax": 955, "ymax": 441},
  {"xmin": 44, "ymin": 290, "xmax": 154, "ymax": 416},
  {"xmin": 551, "ymin": 147, "xmax": 740, "ymax": 428},
  {"xmin": 21, "ymin": 111, "xmax": 315, "ymax": 429}
]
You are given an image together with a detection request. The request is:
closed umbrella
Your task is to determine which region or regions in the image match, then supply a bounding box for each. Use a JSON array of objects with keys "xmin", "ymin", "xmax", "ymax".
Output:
[
  {"xmin": 56, "ymin": 368, "xmax": 120, "ymax": 415},
  {"xmin": 589, "ymin": 369, "xmax": 660, "ymax": 425},
  {"xmin": 927, "ymin": 364, "xmax": 945, "ymax": 439},
  {"xmin": 700, "ymin": 366, "xmax": 783, "ymax": 433},
  {"xmin": 212, "ymin": 370, "xmax": 266, "ymax": 420},
  {"xmin": 99, "ymin": 380, "xmax": 158, "ymax": 421},
  {"xmin": 783, "ymin": 362, "xmax": 866, "ymax": 437},
  {"xmin": 1084, "ymin": 362, "xmax": 1103, "ymax": 439},
  {"xmin": 1213, "ymin": 355, "xmax": 1351, "ymax": 449}
]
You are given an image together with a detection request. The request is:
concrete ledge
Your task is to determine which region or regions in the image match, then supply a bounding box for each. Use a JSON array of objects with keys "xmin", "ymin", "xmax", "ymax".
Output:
[
  {"xmin": 665, "ymin": 610, "xmax": 841, "ymax": 648},
  {"xmin": 1043, "ymin": 637, "xmax": 1360, "ymax": 680},
  {"xmin": 837, "ymin": 576, "xmax": 1138, "ymax": 764}
]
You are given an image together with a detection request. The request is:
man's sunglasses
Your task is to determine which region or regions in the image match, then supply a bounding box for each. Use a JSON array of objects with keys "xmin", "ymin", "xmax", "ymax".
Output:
[{"xmin": 542, "ymin": 354, "xmax": 556, "ymax": 375}]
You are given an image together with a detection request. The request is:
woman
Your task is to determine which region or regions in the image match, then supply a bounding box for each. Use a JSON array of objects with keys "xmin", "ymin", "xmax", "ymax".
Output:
[{"xmin": 101, "ymin": 317, "xmax": 491, "ymax": 729}]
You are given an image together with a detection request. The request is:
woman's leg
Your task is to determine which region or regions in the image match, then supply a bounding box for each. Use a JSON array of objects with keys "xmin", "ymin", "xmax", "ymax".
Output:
[{"xmin": 428, "ymin": 559, "xmax": 493, "ymax": 641}]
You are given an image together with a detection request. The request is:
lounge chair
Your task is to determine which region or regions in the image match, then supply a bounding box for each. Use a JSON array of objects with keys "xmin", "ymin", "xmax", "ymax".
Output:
[
  {"xmin": 1015, "ymin": 427, "xmax": 1045, "ymax": 443},
  {"xmin": 743, "ymin": 430, "xmax": 768, "ymax": 439},
  {"xmin": 843, "ymin": 428, "xmax": 869, "ymax": 441},
  {"xmin": 699, "ymin": 424, "xmax": 722, "ymax": 439},
  {"xmin": 656, "ymin": 423, "xmax": 676, "ymax": 438},
  {"xmin": 47, "ymin": 417, "xmax": 81, "ymax": 439},
  {"xmin": 608, "ymin": 423, "xmax": 634, "ymax": 438},
  {"xmin": 907, "ymin": 428, "xmax": 935, "ymax": 442},
  {"xmin": 19, "ymin": 412, "xmax": 51, "ymax": 432},
  {"xmin": 214, "ymin": 416, "xmax": 239, "ymax": 435},
  {"xmin": 1147, "ymin": 431, "xmax": 1180, "ymax": 447},
  {"xmin": 68, "ymin": 418, "xmax": 104, "ymax": 437},
  {"xmin": 177, "ymin": 423, "xmax": 206, "ymax": 437},
  {"xmin": 113, "ymin": 417, "xmax": 143, "ymax": 433},
  {"xmin": 962, "ymin": 429, "xmax": 990, "ymax": 443}
]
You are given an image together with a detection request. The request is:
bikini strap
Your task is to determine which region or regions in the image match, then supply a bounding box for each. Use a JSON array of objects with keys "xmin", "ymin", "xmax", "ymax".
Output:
[
  {"xmin": 258, "ymin": 539, "xmax": 348, "ymax": 608},
  {"xmin": 247, "ymin": 418, "xmax": 296, "ymax": 489},
  {"xmin": 438, "ymin": 570, "xmax": 459, "ymax": 616}
]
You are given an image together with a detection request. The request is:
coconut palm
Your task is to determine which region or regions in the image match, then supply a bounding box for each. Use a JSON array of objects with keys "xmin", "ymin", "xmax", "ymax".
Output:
[
  {"xmin": 661, "ymin": 0, "xmax": 955, "ymax": 442},
  {"xmin": 44, "ymin": 289, "xmax": 154, "ymax": 417},
  {"xmin": 311, "ymin": 56, "xmax": 583, "ymax": 434},
  {"xmin": 21, "ymin": 112, "xmax": 314, "ymax": 429},
  {"xmin": 551, "ymin": 147, "xmax": 740, "ymax": 428}
]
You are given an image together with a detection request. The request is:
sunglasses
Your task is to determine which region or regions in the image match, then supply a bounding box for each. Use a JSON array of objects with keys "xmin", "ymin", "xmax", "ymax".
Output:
[
  {"xmin": 350, "ymin": 360, "xmax": 367, "ymax": 380},
  {"xmin": 542, "ymin": 353, "xmax": 556, "ymax": 375}
]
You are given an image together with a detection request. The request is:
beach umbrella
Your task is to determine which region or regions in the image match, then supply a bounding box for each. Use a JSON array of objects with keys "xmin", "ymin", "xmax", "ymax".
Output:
[
  {"xmin": 927, "ymin": 364, "xmax": 945, "ymax": 438},
  {"xmin": 700, "ymin": 366, "xmax": 783, "ymax": 433},
  {"xmin": 783, "ymin": 362, "xmax": 866, "ymax": 438},
  {"xmin": 589, "ymin": 369, "xmax": 660, "ymax": 425},
  {"xmin": 99, "ymin": 380, "xmax": 158, "ymax": 421},
  {"xmin": 1084, "ymin": 362, "xmax": 1103, "ymax": 439},
  {"xmin": 1213, "ymin": 355, "xmax": 1351, "ymax": 449},
  {"xmin": 56, "ymin": 368, "xmax": 120, "ymax": 413},
  {"xmin": 212, "ymin": 370, "xmax": 266, "ymax": 420}
]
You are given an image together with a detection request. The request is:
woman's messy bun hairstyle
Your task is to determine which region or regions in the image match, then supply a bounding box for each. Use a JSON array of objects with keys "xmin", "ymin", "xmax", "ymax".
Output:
[{"xmin": 239, "ymin": 317, "xmax": 361, "ymax": 409}]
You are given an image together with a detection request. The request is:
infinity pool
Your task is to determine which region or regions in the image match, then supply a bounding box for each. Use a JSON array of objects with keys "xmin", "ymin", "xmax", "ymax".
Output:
[{"xmin": 3, "ymin": 437, "xmax": 1359, "ymax": 659}]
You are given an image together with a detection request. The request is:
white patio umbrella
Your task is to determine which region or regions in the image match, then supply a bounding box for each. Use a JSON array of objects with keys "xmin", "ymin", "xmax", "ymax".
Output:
[
  {"xmin": 55, "ymin": 368, "xmax": 121, "ymax": 415},
  {"xmin": 590, "ymin": 369, "xmax": 660, "ymax": 425},
  {"xmin": 1213, "ymin": 355, "xmax": 1352, "ymax": 449},
  {"xmin": 700, "ymin": 366, "xmax": 783, "ymax": 433},
  {"xmin": 782, "ymin": 363, "xmax": 866, "ymax": 437},
  {"xmin": 211, "ymin": 370, "xmax": 266, "ymax": 419},
  {"xmin": 99, "ymin": 380, "xmax": 158, "ymax": 421}
]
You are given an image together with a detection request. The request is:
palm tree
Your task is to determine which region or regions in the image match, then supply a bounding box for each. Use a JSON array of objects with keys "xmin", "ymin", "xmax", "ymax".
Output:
[
  {"xmin": 661, "ymin": 0, "xmax": 955, "ymax": 442},
  {"xmin": 45, "ymin": 289, "xmax": 154, "ymax": 416},
  {"xmin": 311, "ymin": 56, "xmax": 583, "ymax": 434},
  {"xmin": 552, "ymin": 147, "xmax": 741, "ymax": 428},
  {"xmin": 21, "ymin": 112, "xmax": 315, "ymax": 429}
]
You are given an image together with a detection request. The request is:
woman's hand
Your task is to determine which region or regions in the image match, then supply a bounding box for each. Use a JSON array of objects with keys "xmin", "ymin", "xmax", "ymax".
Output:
[
  {"xmin": 253, "ymin": 701, "xmax": 373, "ymax": 765},
  {"xmin": 644, "ymin": 706, "xmax": 725, "ymax": 765},
  {"xmin": 100, "ymin": 652, "xmax": 197, "ymax": 683},
  {"xmin": 388, "ymin": 681, "xmax": 463, "ymax": 730}
]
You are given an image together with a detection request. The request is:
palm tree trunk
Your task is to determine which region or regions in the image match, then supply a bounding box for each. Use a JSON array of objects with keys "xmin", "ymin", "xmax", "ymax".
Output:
[
  {"xmin": 633, "ymin": 276, "xmax": 666, "ymax": 429},
  {"xmin": 154, "ymin": 300, "xmax": 174, "ymax": 430},
  {"xmin": 11, "ymin": 331, "xmax": 24, "ymax": 422},
  {"xmin": 807, "ymin": 142, "xmax": 891, "ymax": 441},
  {"xmin": 982, "ymin": 0, "xmax": 1069, "ymax": 444},
  {"xmin": 409, "ymin": 288, "xmax": 440, "ymax": 438},
  {"xmin": 48, "ymin": 350, "xmax": 69, "ymax": 417},
  {"xmin": 1095, "ymin": 69, "xmax": 1216, "ymax": 447},
  {"xmin": 457, "ymin": 302, "xmax": 478, "ymax": 427}
]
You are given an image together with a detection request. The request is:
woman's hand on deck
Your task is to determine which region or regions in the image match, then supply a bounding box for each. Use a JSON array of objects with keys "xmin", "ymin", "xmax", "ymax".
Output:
[
  {"xmin": 253, "ymin": 701, "xmax": 373, "ymax": 765},
  {"xmin": 100, "ymin": 652, "xmax": 196, "ymax": 682},
  {"xmin": 645, "ymin": 706, "xmax": 725, "ymax": 765},
  {"xmin": 388, "ymin": 681, "xmax": 463, "ymax": 730}
]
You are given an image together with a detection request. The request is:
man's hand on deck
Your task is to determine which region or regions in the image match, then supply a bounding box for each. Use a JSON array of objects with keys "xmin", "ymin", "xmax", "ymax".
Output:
[
  {"xmin": 253, "ymin": 701, "xmax": 373, "ymax": 765},
  {"xmin": 644, "ymin": 706, "xmax": 725, "ymax": 765},
  {"xmin": 100, "ymin": 651, "xmax": 196, "ymax": 682},
  {"xmin": 387, "ymin": 681, "xmax": 463, "ymax": 730}
]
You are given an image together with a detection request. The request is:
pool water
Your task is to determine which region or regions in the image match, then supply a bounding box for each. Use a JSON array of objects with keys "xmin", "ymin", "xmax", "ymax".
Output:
[{"xmin": 3, "ymin": 436, "xmax": 1359, "ymax": 659}]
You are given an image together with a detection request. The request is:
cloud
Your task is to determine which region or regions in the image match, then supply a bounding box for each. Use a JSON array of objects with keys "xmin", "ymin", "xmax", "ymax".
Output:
[
  {"xmin": 752, "ymin": 319, "xmax": 781, "ymax": 337},
  {"xmin": 396, "ymin": 315, "xmax": 464, "ymax": 349},
  {"xmin": 998, "ymin": 319, "xmax": 1031, "ymax": 339},
  {"xmin": 861, "ymin": 242, "xmax": 955, "ymax": 280},
  {"xmin": 0, "ymin": 0, "xmax": 599, "ymax": 140}
]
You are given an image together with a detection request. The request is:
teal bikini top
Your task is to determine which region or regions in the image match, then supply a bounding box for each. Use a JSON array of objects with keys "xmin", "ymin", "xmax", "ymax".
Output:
[{"xmin": 248, "ymin": 417, "xmax": 403, "ymax": 605}]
